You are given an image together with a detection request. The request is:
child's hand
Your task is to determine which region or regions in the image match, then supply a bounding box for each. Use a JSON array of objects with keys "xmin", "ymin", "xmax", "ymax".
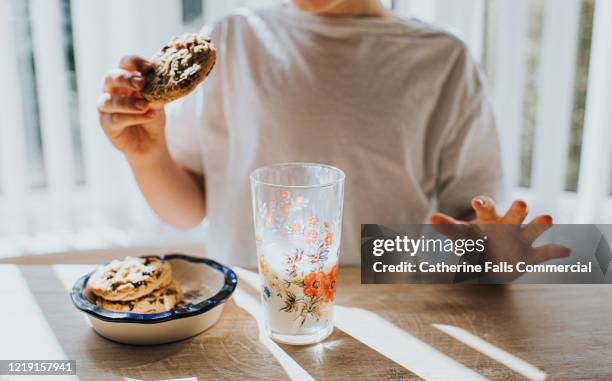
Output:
[
  {"xmin": 97, "ymin": 56, "xmax": 166, "ymax": 161},
  {"xmin": 430, "ymin": 196, "xmax": 552, "ymax": 226},
  {"xmin": 428, "ymin": 196, "xmax": 571, "ymax": 281}
]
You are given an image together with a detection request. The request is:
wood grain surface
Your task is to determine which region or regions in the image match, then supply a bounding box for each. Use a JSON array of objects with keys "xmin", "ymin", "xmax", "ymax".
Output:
[{"xmin": 0, "ymin": 264, "xmax": 611, "ymax": 380}]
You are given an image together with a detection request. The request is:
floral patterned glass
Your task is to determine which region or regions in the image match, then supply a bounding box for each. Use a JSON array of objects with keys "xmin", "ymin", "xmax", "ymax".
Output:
[{"xmin": 250, "ymin": 163, "xmax": 345, "ymax": 345}]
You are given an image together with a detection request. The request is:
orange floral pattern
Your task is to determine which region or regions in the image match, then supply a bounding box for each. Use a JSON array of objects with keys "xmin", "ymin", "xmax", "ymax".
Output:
[
  {"xmin": 280, "ymin": 203, "xmax": 292, "ymax": 216},
  {"xmin": 262, "ymin": 265, "xmax": 339, "ymax": 326},
  {"xmin": 323, "ymin": 265, "xmax": 338, "ymax": 302},
  {"xmin": 303, "ymin": 272, "xmax": 325, "ymax": 297},
  {"xmin": 255, "ymin": 190, "xmax": 341, "ymax": 325},
  {"xmin": 324, "ymin": 232, "xmax": 334, "ymax": 246},
  {"xmin": 280, "ymin": 190, "xmax": 291, "ymax": 200},
  {"xmin": 289, "ymin": 223, "xmax": 302, "ymax": 234},
  {"xmin": 305, "ymin": 229, "xmax": 318, "ymax": 245}
]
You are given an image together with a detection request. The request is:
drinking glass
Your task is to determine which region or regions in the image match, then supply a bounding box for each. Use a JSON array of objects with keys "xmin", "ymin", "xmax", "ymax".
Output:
[{"xmin": 250, "ymin": 163, "xmax": 345, "ymax": 345}]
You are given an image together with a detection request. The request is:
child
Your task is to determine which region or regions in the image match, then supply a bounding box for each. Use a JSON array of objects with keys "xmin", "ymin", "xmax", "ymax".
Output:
[{"xmin": 97, "ymin": 0, "xmax": 567, "ymax": 267}]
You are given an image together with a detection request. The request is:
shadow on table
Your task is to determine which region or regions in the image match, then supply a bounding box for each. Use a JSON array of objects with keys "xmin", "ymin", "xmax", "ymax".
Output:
[
  {"xmin": 19, "ymin": 264, "xmax": 548, "ymax": 381},
  {"xmin": 279, "ymin": 327, "xmax": 418, "ymax": 380},
  {"xmin": 233, "ymin": 267, "xmax": 523, "ymax": 380}
]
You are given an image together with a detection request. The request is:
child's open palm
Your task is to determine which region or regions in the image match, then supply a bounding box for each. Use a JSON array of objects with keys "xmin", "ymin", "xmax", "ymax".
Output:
[{"xmin": 428, "ymin": 196, "xmax": 571, "ymax": 281}]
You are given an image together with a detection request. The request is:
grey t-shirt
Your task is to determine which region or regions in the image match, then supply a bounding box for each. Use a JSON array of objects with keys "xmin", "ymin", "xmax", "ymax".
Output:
[{"xmin": 166, "ymin": 5, "xmax": 504, "ymax": 266}]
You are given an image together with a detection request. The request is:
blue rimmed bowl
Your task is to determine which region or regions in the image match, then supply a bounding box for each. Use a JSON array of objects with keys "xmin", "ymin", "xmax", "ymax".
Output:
[{"xmin": 71, "ymin": 254, "xmax": 237, "ymax": 345}]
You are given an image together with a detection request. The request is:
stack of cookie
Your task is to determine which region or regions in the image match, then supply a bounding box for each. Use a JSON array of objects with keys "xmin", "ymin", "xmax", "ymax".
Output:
[{"xmin": 87, "ymin": 256, "xmax": 182, "ymax": 314}]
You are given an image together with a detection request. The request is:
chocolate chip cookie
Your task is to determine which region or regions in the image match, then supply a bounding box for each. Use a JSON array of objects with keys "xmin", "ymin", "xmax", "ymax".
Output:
[
  {"xmin": 87, "ymin": 256, "xmax": 172, "ymax": 302},
  {"xmin": 95, "ymin": 280, "xmax": 182, "ymax": 313},
  {"xmin": 141, "ymin": 33, "xmax": 216, "ymax": 103}
]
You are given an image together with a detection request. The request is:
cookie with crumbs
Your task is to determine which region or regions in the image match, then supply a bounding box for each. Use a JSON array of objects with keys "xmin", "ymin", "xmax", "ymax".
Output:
[
  {"xmin": 141, "ymin": 33, "xmax": 216, "ymax": 103},
  {"xmin": 95, "ymin": 280, "xmax": 182, "ymax": 313},
  {"xmin": 87, "ymin": 256, "xmax": 172, "ymax": 302}
]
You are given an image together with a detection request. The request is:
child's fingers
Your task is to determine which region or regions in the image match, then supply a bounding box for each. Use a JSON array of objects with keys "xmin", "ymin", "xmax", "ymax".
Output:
[
  {"xmin": 99, "ymin": 110, "xmax": 156, "ymax": 133},
  {"xmin": 522, "ymin": 215, "xmax": 553, "ymax": 242},
  {"xmin": 119, "ymin": 55, "xmax": 153, "ymax": 74},
  {"xmin": 103, "ymin": 68, "xmax": 145, "ymax": 92},
  {"xmin": 531, "ymin": 244, "xmax": 571, "ymax": 264},
  {"xmin": 428, "ymin": 213, "xmax": 459, "ymax": 225},
  {"xmin": 428, "ymin": 213, "xmax": 466, "ymax": 240},
  {"xmin": 471, "ymin": 196, "xmax": 498, "ymax": 222},
  {"xmin": 528, "ymin": 214, "xmax": 553, "ymax": 225},
  {"xmin": 501, "ymin": 200, "xmax": 528, "ymax": 224},
  {"xmin": 97, "ymin": 93, "xmax": 149, "ymax": 114}
]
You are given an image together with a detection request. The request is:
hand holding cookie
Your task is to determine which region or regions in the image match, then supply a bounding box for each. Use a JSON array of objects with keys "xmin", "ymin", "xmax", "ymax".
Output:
[
  {"xmin": 97, "ymin": 33, "xmax": 216, "ymax": 161},
  {"xmin": 98, "ymin": 56, "xmax": 167, "ymax": 160}
]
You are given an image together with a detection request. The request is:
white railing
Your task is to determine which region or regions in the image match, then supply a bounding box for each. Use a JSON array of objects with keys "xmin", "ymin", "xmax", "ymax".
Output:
[
  {"xmin": 0, "ymin": 0, "xmax": 203, "ymax": 256},
  {"xmin": 396, "ymin": 0, "xmax": 612, "ymax": 222},
  {"xmin": 575, "ymin": 0, "xmax": 612, "ymax": 223},
  {"xmin": 1, "ymin": 0, "xmax": 611, "ymax": 257}
]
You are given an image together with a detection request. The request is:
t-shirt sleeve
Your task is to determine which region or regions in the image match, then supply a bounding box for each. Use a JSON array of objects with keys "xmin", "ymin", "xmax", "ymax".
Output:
[{"xmin": 435, "ymin": 45, "xmax": 506, "ymax": 218}]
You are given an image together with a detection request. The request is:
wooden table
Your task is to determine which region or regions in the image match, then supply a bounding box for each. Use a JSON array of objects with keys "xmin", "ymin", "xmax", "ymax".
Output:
[{"xmin": 0, "ymin": 264, "xmax": 611, "ymax": 380}]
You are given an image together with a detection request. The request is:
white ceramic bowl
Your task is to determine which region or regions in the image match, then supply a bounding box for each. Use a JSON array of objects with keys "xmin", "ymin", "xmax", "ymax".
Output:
[{"xmin": 71, "ymin": 254, "xmax": 237, "ymax": 345}]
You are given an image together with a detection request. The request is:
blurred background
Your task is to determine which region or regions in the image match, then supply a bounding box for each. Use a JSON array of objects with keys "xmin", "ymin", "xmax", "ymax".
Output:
[{"xmin": 1, "ymin": 0, "xmax": 611, "ymax": 259}]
